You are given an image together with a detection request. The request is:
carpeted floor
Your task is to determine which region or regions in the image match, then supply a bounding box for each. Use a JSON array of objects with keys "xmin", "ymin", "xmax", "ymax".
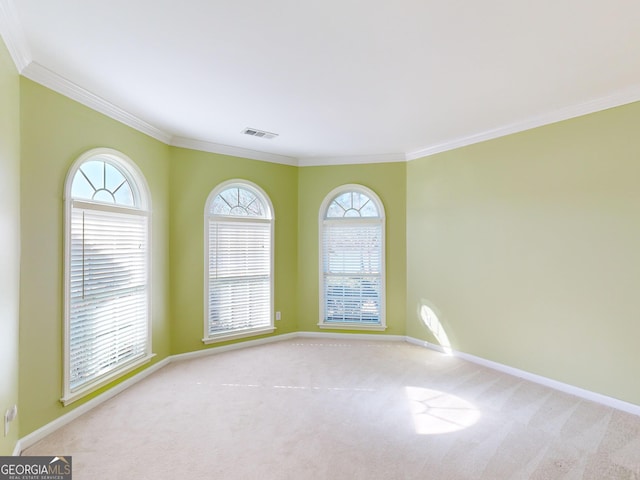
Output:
[{"xmin": 23, "ymin": 338, "xmax": 640, "ymax": 479}]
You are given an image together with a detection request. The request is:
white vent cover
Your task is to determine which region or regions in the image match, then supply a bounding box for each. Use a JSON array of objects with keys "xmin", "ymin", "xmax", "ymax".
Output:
[{"xmin": 242, "ymin": 128, "xmax": 279, "ymax": 140}]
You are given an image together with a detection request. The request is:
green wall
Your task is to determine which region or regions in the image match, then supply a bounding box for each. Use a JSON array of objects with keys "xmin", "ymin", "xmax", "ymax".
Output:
[
  {"xmin": 0, "ymin": 36, "xmax": 21, "ymax": 456},
  {"xmin": 407, "ymin": 101, "xmax": 640, "ymax": 405},
  {"xmin": 297, "ymin": 163, "xmax": 407, "ymax": 335},
  {"xmin": 169, "ymin": 147, "xmax": 299, "ymax": 354},
  {"xmin": 19, "ymin": 79, "xmax": 172, "ymax": 435}
]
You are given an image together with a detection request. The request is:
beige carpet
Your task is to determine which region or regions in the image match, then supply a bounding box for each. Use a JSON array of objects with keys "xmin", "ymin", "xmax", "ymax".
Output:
[{"xmin": 23, "ymin": 338, "xmax": 640, "ymax": 479}]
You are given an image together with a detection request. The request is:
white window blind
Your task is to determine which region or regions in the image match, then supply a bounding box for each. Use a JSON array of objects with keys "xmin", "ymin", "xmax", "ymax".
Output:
[
  {"xmin": 320, "ymin": 186, "xmax": 385, "ymax": 329},
  {"xmin": 322, "ymin": 221, "xmax": 383, "ymax": 324},
  {"xmin": 205, "ymin": 181, "xmax": 274, "ymax": 342},
  {"xmin": 69, "ymin": 202, "xmax": 149, "ymax": 391},
  {"xmin": 208, "ymin": 220, "xmax": 271, "ymax": 335}
]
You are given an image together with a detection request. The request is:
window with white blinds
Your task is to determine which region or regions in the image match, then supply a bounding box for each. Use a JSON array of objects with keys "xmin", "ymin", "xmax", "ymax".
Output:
[
  {"xmin": 63, "ymin": 149, "xmax": 151, "ymax": 405},
  {"xmin": 319, "ymin": 186, "xmax": 386, "ymax": 330},
  {"xmin": 204, "ymin": 181, "xmax": 274, "ymax": 342}
]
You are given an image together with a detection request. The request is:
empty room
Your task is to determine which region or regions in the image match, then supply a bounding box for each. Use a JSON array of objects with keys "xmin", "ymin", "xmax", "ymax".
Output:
[{"xmin": 1, "ymin": 1, "xmax": 640, "ymax": 478}]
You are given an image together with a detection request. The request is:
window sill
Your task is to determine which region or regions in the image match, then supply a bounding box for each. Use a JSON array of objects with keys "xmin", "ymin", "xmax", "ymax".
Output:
[
  {"xmin": 61, "ymin": 353, "xmax": 155, "ymax": 406},
  {"xmin": 317, "ymin": 323, "xmax": 387, "ymax": 332},
  {"xmin": 202, "ymin": 326, "xmax": 276, "ymax": 344}
]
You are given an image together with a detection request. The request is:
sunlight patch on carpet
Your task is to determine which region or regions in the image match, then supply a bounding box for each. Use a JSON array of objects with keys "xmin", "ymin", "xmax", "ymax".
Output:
[{"xmin": 405, "ymin": 386, "xmax": 480, "ymax": 435}]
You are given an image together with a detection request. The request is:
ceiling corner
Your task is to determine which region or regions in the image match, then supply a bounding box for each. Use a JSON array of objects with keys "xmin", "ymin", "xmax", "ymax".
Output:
[{"xmin": 0, "ymin": 0, "xmax": 31, "ymax": 72}]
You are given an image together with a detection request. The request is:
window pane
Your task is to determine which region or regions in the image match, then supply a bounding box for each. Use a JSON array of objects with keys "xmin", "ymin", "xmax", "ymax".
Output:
[
  {"xmin": 360, "ymin": 201, "xmax": 379, "ymax": 217},
  {"xmin": 209, "ymin": 277, "xmax": 270, "ymax": 334},
  {"xmin": 323, "ymin": 223, "xmax": 381, "ymax": 275},
  {"xmin": 326, "ymin": 191, "xmax": 379, "ymax": 218},
  {"xmin": 210, "ymin": 222, "xmax": 271, "ymax": 278},
  {"xmin": 93, "ymin": 190, "xmax": 115, "ymax": 203},
  {"xmin": 211, "ymin": 186, "xmax": 267, "ymax": 218},
  {"xmin": 80, "ymin": 161, "xmax": 104, "ymax": 191},
  {"xmin": 71, "ymin": 173, "xmax": 96, "ymax": 200},
  {"xmin": 324, "ymin": 276, "xmax": 381, "ymax": 323},
  {"xmin": 327, "ymin": 202, "xmax": 345, "ymax": 218},
  {"xmin": 105, "ymin": 163, "xmax": 126, "ymax": 191},
  {"xmin": 71, "ymin": 159, "xmax": 136, "ymax": 207},
  {"xmin": 113, "ymin": 182, "xmax": 134, "ymax": 206},
  {"xmin": 209, "ymin": 221, "xmax": 271, "ymax": 334}
]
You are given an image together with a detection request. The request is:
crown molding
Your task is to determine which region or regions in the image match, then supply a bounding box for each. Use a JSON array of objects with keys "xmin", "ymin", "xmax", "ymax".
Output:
[
  {"xmin": 298, "ymin": 152, "xmax": 406, "ymax": 167},
  {"xmin": 170, "ymin": 136, "xmax": 298, "ymax": 166},
  {"xmin": 13, "ymin": 57, "xmax": 640, "ymax": 166},
  {"xmin": 0, "ymin": 0, "xmax": 31, "ymax": 71},
  {"xmin": 19, "ymin": 60, "xmax": 297, "ymax": 165},
  {"xmin": 407, "ymin": 84, "xmax": 640, "ymax": 161},
  {"xmin": 5, "ymin": 0, "xmax": 640, "ymax": 168},
  {"xmin": 21, "ymin": 61, "xmax": 172, "ymax": 144}
]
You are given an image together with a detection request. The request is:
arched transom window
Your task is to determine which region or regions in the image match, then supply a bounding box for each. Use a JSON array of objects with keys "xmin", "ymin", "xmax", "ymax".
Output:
[
  {"xmin": 319, "ymin": 184, "xmax": 386, "ymax": 330},
  {"xmin": 204, "ymin": 180, "xmax": 275, "ymax": 342},
  {"xmin": 70, "ymin": 159, "xmax": 137, "ymax": 206},
  {"xmin": 63, "ymin": 148, "xmax": 151, "ymax": 405}
]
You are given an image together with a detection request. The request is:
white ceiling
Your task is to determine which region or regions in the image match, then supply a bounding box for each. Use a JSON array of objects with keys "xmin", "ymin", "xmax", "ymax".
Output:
[{"xmin": 3, "ymin": 0, "xmax": 640, "ymax": 165}]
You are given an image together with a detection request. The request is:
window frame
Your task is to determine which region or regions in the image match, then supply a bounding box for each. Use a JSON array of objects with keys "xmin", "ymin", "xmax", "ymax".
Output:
[
  {"xmin": 203, "ymin": 179, "xmax": 275, "ymax": 343},
  {"xmin": 62, "ymin": 148, "xmax": 153, "ymax": 406},
  {"xmin": 318, "ymin": 184, "xmax": 386, "ymax": 331}
]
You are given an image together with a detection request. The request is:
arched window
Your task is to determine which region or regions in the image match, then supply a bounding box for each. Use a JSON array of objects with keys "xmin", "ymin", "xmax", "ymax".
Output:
[
  {"xmin": 63, "ymin": 148, "xmax": 152, "ymax": 405},
  {"xmin": 204, "ymin": 180, "xmax": 274, "ymax": 342},
  {"xmin": 319, "ymin": 185, "xmax": 386, "ymax": 330}
]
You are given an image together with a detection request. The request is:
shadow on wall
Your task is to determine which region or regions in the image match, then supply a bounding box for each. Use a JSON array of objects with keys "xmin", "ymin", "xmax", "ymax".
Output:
[{"xmin": 418, "ymin": 300, "xmax": 452, "ymax": 355}]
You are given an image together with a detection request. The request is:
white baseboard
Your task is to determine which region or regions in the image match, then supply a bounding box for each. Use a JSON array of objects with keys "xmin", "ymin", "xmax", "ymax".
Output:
[
  {"xmin": 405, "ymin": 335, "xmax": 640, "ymax": 417},
  {"xmin": 172, "ymin": 332, "xmax": 299, "ymax": 362},
  {"xmin": 297, "ymin": 331, "xmax": 406, "ymax": 342},
  {"xmin": 15, "ymin": 331, "xmax": 640, "ymax": 455},
  {"xmin": 405, "ymin": 336, "xmax": 450, "ymax": 354}
]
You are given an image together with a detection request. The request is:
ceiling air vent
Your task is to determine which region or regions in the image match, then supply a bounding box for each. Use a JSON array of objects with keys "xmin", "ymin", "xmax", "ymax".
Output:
[{"xmin": 242, "ymin": 127, "xmax": 279, "ymax": 140}]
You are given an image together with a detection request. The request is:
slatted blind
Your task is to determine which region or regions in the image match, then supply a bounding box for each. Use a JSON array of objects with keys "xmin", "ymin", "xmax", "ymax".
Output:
[
  {"xmin": 322, "ymin": 220, "xmax": 383, "ymax": 324},
  {"xmin": 208, "ymin": 219, "xmax": 271, "ymax": 335},
  {"xmin": 69, "ymin": 202, "xmax": 148, "ymax": 391}
]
